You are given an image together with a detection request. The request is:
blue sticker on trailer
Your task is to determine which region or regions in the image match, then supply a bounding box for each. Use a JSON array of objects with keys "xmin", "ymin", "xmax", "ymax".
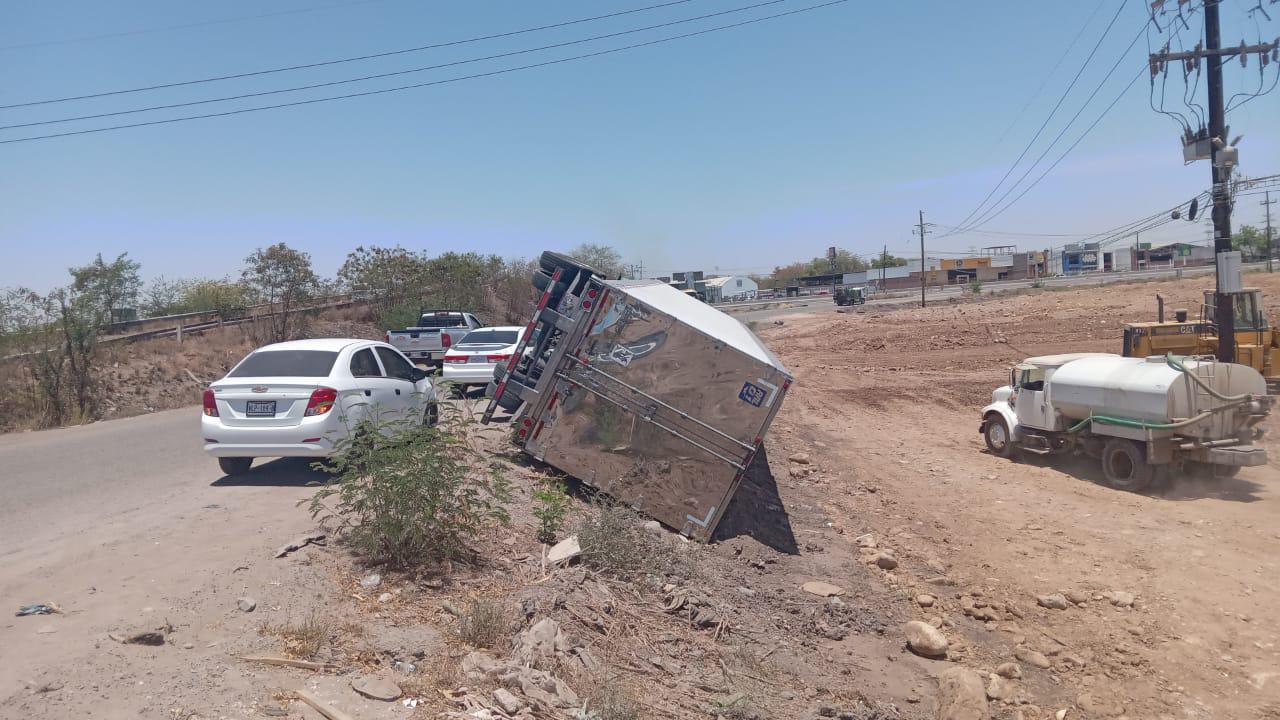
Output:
[{"xmin": 738, "ymin": 381, "xmax": 767, "ymax": 407}]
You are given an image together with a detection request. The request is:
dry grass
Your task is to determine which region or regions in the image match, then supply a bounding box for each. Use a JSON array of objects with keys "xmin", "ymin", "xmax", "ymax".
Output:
[
  {"xmin": 262, "ymin": 611, "xmax": 332, "ymax": 659},
  {"xmin": 578, "ymin": 669, "xmax": 642, "ymax": 720},
  {"xmin": 456, "ymin": 598, "xmax": 509, "ymax": 649}
]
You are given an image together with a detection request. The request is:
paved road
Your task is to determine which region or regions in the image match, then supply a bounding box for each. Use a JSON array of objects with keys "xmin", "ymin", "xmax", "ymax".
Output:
[{"xmin": 0, "ymin": 408, "xmax": 321, "ymax": 702}]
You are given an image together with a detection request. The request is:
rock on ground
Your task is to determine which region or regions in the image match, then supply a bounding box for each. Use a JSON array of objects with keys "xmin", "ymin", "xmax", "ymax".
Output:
[
  {"xmin": 937, "ymin": 667, "xmax": 989, "ymax": 720},
  {"xmin": 492, "ymin": 688, "xmax": 523, "ymax": 714},
  {"xmin": 903, "ymin": 620, "xmax": 948, "ymax": 658},
  {"xmin": 236, "ymin": 597, "xmax": 256, "ymax": 612},
  {"xmin": 1015, "ymin": 647, "xmax": 1051, "ymax": 669},
  {"xmin": 1037, "ymin": 593, "xmax": 1070, "ymax": 610},
  {"xmin": 802, "ymin": 581, "xmax": 845, "ymax": 597},
  {"xmin": 873, "ymin": 552, "xmax": 899, "ymax": 570},
  {"xmin": 359, "ymin": 573, "xmax": 381, "ymax": 590},
  {"xmin": 351, "ymin": 673, "xmax": 402, "ymax": 701},
  {"xmin": 995, "ymin": 662, "xmax": 1022, "ymax": 679},
  {"xmin": 916, "ymin": 593, "xmax": 936, "ymax": 608}
]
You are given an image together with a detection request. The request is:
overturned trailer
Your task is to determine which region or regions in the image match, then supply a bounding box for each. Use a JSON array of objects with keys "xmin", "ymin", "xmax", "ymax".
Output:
[{"xmin": 482, "ymin": 252, "xmax": 793, "ymax": 540}]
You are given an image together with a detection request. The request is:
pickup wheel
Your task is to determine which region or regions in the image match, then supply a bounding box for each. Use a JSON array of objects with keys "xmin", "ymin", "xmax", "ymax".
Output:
[
  {"xmin": 983, "ymin": 414, "xmax": 1015, "ymax": 458},
  {"xmin": 218, "ymin": 457, "xmax": 253, "ymax": 476},
  {"xmin": 1101, "ymin": 439, "xmax": 1154, "ymax": 492}
]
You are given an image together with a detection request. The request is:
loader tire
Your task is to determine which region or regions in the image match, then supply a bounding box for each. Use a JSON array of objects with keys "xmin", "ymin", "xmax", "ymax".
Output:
[
  {"xmin": 983, "ymin": 414, "xmax": 1014, "ymax": 459},
  {"xmin": 1101, "ymin": 439, "xmax": 1154, "ymax": 492}
]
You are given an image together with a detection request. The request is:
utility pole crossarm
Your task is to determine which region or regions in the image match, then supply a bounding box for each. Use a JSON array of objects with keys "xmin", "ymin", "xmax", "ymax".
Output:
[{"xmin": 1148, "ymin": 39, "xmax": 1278, "ymax": 65}]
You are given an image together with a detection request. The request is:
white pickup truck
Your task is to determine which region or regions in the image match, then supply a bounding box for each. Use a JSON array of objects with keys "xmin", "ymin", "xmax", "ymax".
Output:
[{"xmin": 385, "ymin": 311, "xmax": 484, "ymax": 365}]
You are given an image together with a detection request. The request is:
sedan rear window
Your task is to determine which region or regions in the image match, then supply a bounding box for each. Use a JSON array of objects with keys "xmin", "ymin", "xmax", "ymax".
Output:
[
  {"xmin": 228, "ymin": 350, "xmax": 338, "ymax": 378},
  {"xmin": 459, "ymin": 329, "xmax": 518, "ymax": 345}
]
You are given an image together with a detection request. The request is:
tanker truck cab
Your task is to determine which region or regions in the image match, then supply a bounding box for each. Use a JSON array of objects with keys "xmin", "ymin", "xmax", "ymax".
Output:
[{"xmin": 981, "ymin": 353, "xmax": 1270, "ymax": 492}]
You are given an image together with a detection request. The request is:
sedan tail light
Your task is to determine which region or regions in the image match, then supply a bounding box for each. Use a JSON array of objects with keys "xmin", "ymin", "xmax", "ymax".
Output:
[
  {"xmin": 443, "ymin": 354, "xmax": 469, "ymax": 364},
  {"xmin": 305, "ymin": 387, "xmax": 338, "ymax": 416},
  {"xmin": 486, "ymin": 354, "xmax": 512, "ymax": 362},
  {"xmin": 202, "ymin": 388, "xmax": 219, "ymax": 417}
]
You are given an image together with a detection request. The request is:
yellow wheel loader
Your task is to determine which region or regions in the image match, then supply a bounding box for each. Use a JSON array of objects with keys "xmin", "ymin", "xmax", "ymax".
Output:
[{"xmin": 1121, "ymin": 287, "xmax": 1280, "ymax": 392}]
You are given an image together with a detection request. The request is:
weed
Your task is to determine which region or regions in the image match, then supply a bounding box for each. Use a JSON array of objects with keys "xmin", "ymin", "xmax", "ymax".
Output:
[
  {"xmin": 968, "ymin": 279, "xmax": 983, "ymax": 295},
  {"xmin": 576, "ymin": 501, "xmax": 696, "ymax": 580},
  {"xmin": 532, "ymin": 478, "xmax": 571, "ymax": 544},
  {"xmin": 576, "ymin": 670, "xmax": 641, "ymax": 720},
  {"xmin": 1032, "ymin": 279, "xmax": 1045, "ymax": 289},
  {"xmin": 310, "ymin": 411, "xmax": 511, "ymax": 568},
  {"xmin": 266, "ymin": 610, "xmax": 331, "ymax": 659},
  {"xmin": 456, "ymin": 598, "xmax": 509, "ymax": 649}
]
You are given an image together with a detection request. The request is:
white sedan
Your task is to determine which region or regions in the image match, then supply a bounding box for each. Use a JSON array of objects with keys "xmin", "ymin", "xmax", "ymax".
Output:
[
  {"xmin": 441, "ymin": 326, "xmax": 523, "ymax": 387},
  {"xmin": 201, "ymin": 338, "xmax": 437, "ymax": 476}
]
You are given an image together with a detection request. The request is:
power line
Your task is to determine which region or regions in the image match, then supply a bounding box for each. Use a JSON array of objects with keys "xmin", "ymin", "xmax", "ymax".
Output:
[
  {"xmin": 944, "ymin": 0, "xmax": 1131, "ymax": 235},
  {"xmin": 0, "ymin": 0, "xmax": 849, "ymax": 145},
  {"xmin": 0, "ymin": 0, "xmax": 705, "ymax": 110},
  {"xmin": 0, "ymin": 0, "xmax": 788, "ymax": 132},
  {"xmin": 0, "ymin": 0, "xmax": 393, "ymax": 51},
  {"xmin": 956, "ymin": 16, "xmax": 1158, "ymax": 234}
]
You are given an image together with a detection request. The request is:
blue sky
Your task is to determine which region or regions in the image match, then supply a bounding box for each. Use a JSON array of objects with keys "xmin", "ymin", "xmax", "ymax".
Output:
[{"xmin": 2, "ymin": 0, "xmax": 1278, "ymax": 291}]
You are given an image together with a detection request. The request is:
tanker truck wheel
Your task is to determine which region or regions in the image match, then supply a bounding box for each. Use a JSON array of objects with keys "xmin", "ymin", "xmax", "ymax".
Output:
[
  {"xmin": 983, "ymin": 414, "xmax": 1015, "ymax": 459},
  {"xmin": 1101, "ymin": 439, "xmax": 1154, "ymax": 492}
]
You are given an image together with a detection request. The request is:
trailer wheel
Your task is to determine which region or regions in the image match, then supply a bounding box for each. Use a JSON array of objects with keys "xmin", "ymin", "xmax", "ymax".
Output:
[
  {"xmin": 983, "ymin": 414, "xmax": 1014, "ymax": 458},
  {"xmin": 1101, "ymin": 439, "xmax": 1154, "ymax": 492}
]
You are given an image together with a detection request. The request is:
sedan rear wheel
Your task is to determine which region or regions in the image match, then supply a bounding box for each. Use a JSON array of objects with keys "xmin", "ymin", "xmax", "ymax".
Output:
[{"xmin": 218, "ymin": 457, "xmax": 253, "ymax": 476}]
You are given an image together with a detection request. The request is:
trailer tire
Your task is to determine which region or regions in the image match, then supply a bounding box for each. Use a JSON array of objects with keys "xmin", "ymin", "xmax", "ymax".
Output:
[
  {"xmin": 983, "ymin": 414, "xmax": 1014, "ymax": 458},
  {"xmin": 1101, "ymin": 439, "xmax": 1154, "ymax": 492}
]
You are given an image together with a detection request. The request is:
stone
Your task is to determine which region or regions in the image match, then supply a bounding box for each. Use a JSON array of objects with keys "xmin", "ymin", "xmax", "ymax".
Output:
[
  {"xmin": 874, "ymin": 552, "xmax": 899, "ymax": 570},
  {"xmin": 855, "ymin": 533, "xmax": 877, "ymax": 548},
  {"xmin": 498, "ymin": 665, "xmax": 580, "ymax": 708},
  {"xmin": 736, "ymin": 586, "xmax": 756, "ymax": 597},
  {"xmin": 641, "ymin": 520, "xmax": 663, "ymax": 536},
  {"xmin": 996, "ymin": 662, "xmax": 1022, "ymax": 679},
  {"xmin": 1078, "ymin": 692, "xmax": 1125, "ymax": 717},
  {"xmin": 986, "ymin": 674, "xmax": 1018, "ymax": 702},
  {"xmin": 1037, "ymin": 594, "xmax": 1070, "ymax": 610},
  {"xmin": 377, "ymin": 592, "xmax": 393, "ymax": 603},
  {"xmin": 546, "ymin": 536, "xmax": 582, "ymax": 565},
  {"xmin": 801, "ymin": 581, "xmax": 845, "ymax": 597},
  {"xmin": 1107, "ymin": 591, "xmax": 1136, "ymax": 608},
  {"xmin": 817, "ymin": 704, "xmax": 838, "ymax": 717},
  {"xmin": 360, "ymin": 573, "xmax": 382, "ymax": 590},
  {"xmin": 937, "ymin": 667, "xmax": 989, "ymax": 720},
  {"xmin": 182, "ymin": 642, "xmax": 195, "ymax": 650},
  {"xmin": 1015, "ymin": 647, "xmax": 1051, "ymax": 669},
  {"xmin": 916, "ymin": 594, "xmax": 937, "ymax": 608},
  {"xmin": 1065, "ymin": 589, "xmax": 1090, "ymax": 605},
  {"xmin": 351, "ymin": 673, "xmax": 402, "ymax": 701},
  {"xmin": 903, "ymin": 620, "xmax": 948, "ymax": 658},
  {"xmin": 493, "ymin": 688, "xmax": 523, "ymax": 715},
  {"xmin": 513, "ymin": 618, "xmax": 571, "ymax": 667},
  {"xmin": 236, "ymin": 597, "xmax": 257, "ymax": 612},
  {"xmin": 789, "ymin": 452, "xmax": 812, "ymax": 465}
]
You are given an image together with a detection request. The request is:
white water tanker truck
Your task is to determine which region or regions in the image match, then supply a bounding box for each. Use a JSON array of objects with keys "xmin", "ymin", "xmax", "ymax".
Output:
[{"xmin": 980, "ymin": 352, "xmax": 1270, "ymax": 491}]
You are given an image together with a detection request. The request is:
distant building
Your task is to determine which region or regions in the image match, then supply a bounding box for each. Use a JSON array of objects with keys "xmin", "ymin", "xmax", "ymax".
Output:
[{"xmin": 703, "ymin": 275, "xmax": 758, "ymax": 303}]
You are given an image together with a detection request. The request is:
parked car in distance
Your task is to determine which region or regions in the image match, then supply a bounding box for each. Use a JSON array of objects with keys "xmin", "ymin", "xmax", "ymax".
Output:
[
  {"xmin": 201, "ymin": 338, "xmax": 437, "ymax": 476},
  {"xmin": 385, "ymin": 311, "xmax": 484, "ymax": 365},
  {"xmin": 441, "ymin": 326, "xmax": 523, "ymax": 390}
]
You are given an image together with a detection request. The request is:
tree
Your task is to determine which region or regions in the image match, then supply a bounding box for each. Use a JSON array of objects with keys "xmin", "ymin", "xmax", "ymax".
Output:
[
  {"xmin": 1234, "ymin": 225, "xmax": 1271, "ymax": 260},
  {"xmin": 337, "ymin": 245, "xmax": 431, "ymax": 308},
  {"xmin": 241, "ymin": 243, "xmax": 319, "ymax": 342},
  {"xmin": 769, "ymin": 249, "xmax": 868, "ymax": 286},
  {"xmin": 70, "ymin": 252, "xmax": 142, "ymax": 323},
  {"xmin": 4, "ymin": 287, "xmax": 100, "ymax": 425},
  {"xmin": 567, "ymin": 243, "xmax": 624, "ymax": 278},
  {"xmin": 870, "ymin": 253, "xmax": 909, "ymax": 269}
]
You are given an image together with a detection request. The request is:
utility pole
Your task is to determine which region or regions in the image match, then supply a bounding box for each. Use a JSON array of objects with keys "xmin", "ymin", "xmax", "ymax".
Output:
[
  {"xmin": 881, "ymin": 244, "xmax": 887, "ymax": 289},
  {"xmin": 1264, "ymin": 191, "xmax": 1276, "ymax": 272},
  {"xmin": 913, "ymin": 211, "xmax": 932, "ymax": 308},
  {"xmin": 1147, "ymin": 1, "xmax": 1278, "ymax": 362},
  {"xmin": 1204, "ymin": 0, "xmax": 1236, "ymax": 361}
]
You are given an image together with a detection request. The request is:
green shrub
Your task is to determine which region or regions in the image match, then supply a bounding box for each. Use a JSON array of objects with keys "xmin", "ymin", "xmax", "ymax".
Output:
[
  {"xmin": 378, "ymin": 302, "xmax": 423, "ymax": 331},
  {"xmin": 1032, "ymin": 279, "xmax": 1045, "ymax": 289},
  {"xmin": 968, "ymin": 279, "xmax": 983, "ymax": 295},
  {"xmin": 532, "ymin": 478, "xmax": 571, "ymax": 544},
  {"xmin": 309, "ymin": 413, "xmax": 511, "ymax": 568}
]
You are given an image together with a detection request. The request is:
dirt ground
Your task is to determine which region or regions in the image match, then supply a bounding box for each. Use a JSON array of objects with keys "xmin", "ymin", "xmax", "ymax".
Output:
[
  {"xmin": 6, "ymin": 272, "xmax": 1280, "ymax": 720},
  {"xmin": 753, "ymin": 271, "xmax": 1280, "ymax": 720}
]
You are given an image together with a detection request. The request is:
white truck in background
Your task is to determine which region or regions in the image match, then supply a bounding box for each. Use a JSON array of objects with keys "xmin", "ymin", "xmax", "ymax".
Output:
[
  {"xmin": 980, "ymin": 352, "xmax": 1270, "ymax": 491},
  {"xmin": 385, "ymin": 311, "xmax": 484, "ymax": 366}
]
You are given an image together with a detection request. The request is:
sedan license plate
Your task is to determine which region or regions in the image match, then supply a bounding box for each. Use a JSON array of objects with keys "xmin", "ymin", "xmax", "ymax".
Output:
[
  {"xmin": 245, "ymin": 400, "xmax": 276, "ymax": 417},
  {"xmin": 469, "ymin": 356, "xmax": 488, "ymax": 364}
]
